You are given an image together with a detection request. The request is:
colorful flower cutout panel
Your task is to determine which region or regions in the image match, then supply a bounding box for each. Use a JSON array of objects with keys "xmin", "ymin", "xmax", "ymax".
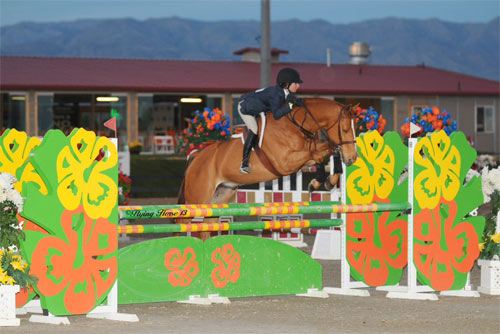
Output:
[
  {"xmin": 19, "ymin": 128, "xmax": 118, "ymax": 315},
  {"xmin": 0, "ymin": 128, "xmax": 46, "ymax": 195},
  {"xmin": 57, "ymin": 129, "xmax": 118, "ymax": 219},
  {"xmin": 346, "ymin": 131, "xmax": 408, "ymax": 286},
  {"xmin": 414, "ymin": 131, "xmax": 461, "ymax": 209},
  {"xmin": 414, "ymin": 199, "xmax": 481, "ymax": 290},
  {"xmin": 347, "ymin": 196, "xmax": 408, "ymax": 286},
  {"xmin": 413, "ymin": 131, "xmax": 485, "ymax": 290},
  {"xmin": 347, "ymin": 131, "xmax": 404, "ymax": 204}
]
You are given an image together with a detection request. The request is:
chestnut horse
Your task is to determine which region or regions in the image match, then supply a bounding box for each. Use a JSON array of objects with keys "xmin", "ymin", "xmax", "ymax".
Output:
[{"xmin": 177, "ymin": 98, "xmax": 358, "ymax": 240}]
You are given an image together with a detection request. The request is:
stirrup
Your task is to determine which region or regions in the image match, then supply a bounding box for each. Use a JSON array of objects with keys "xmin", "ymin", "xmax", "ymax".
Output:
[{"xmin": 240, "ymin": 162, "xmax": 250, "ymax": 174}]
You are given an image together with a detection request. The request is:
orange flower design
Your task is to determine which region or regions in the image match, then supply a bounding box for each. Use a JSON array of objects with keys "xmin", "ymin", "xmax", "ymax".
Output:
[
  {"xmin": 346, "ymin": 197, "xmax": 407, "ymax": 286},
  {"xmin": 414, "ymin": 199, "xmax": 479, "ymax": 291},
  {"xmin": 30, "ymin": 206, "xmax": 117, "ymax": 315},
  {"xmin": 164, "ymin": 247, "xmax": 199, "ymax": 287},
  {"xmin": 211, "ymin": 243, "xmax": 240, "ymax": 288}
]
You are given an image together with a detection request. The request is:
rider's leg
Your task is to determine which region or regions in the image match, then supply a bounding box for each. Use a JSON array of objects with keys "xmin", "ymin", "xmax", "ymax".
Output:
[
  {"xmin": 240, "ymin": 130, "xmax": 257, "ymax": 174},
  {"xmin": 238, "ymin": 104, "xmax": 259, "ymax": 174}
]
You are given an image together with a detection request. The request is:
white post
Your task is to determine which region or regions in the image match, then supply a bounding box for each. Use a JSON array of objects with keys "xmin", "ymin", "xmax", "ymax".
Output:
[{"xmin": 387, "ymin": 137, "xmax": 437, "ymax": 300}]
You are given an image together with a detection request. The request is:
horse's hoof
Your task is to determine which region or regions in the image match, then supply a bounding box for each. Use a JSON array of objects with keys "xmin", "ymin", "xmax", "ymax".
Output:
[{"xmin": 308, "ymin": 179, "xmax": 321, "ymax": 193}]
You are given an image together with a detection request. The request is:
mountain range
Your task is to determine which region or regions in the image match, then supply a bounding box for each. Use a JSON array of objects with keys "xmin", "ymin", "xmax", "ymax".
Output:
[{"xmin": 1, "ymin": 16, "xmax": 499, "ymax": 81}]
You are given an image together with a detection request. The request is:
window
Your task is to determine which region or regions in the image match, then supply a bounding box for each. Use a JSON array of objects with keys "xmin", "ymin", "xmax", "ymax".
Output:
[
  {"xmin": 410, "ymin": 104, "xmax": 429, "ymax": 114},
  {"xmin": 0, "ymin": 92, "xmax": 26, "ymax": 131},
  {"xmin": 476, "ymin": 105, "xmax": 494, "ymax": 133}
]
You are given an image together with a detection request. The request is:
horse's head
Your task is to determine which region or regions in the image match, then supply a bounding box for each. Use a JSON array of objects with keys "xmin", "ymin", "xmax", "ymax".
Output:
[
  {"xmin": 303, "ymin": 99, "xmax": 358, "ymax": 166},
  {"xmin": 334, "ymin": 103, "xmax": 358, "ymax": 166}
]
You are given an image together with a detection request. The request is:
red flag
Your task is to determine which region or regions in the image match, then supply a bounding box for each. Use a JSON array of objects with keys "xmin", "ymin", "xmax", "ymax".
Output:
[{"xmin": 104, "ymin": 117, "xmax": 117, "ymax": 131}]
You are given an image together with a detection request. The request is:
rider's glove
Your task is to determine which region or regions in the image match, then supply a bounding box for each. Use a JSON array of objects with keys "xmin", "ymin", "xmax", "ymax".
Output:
[{"xmin": 293, "ymin": 98, "xmax": 304, "ymax": 107}]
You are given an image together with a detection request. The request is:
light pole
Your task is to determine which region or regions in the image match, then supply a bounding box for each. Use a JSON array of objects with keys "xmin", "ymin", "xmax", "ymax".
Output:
[{"xmin": 260, "ymin": 0, "xmax": 271, "ymax": 88}]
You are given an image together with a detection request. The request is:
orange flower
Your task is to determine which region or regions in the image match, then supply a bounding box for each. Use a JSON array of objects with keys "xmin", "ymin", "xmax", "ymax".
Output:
[
  {"xmin": 346, "ymin": 196, "xmax": 407, "ymax": 286},
  {"xmin": 30, "ymin": 206, "xmax": 117, "ymax": 314},
  {"xmin": 414, "ymin": 199, "xmax": 479, "ymax": 291},
  {"xmin": 211, "ymin": 243, "xmax": 240, "ymax": 288},
  {"xmin": 212, "ymin": 113, "xmax": 221, "ymax": 123},
  {"xmin": 164, "ymin": 247, "xmax": 199, "ymax": 287}
]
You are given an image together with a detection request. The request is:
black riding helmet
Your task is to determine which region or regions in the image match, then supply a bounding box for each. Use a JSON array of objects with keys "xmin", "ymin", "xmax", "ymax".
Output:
[{"xmin": 276, "ymin": 68, "xmax": 303, "ymax": 87}]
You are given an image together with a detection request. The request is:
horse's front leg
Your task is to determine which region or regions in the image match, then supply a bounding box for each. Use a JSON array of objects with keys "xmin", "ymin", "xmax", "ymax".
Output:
[
  {"xmin": 199, "ymin": 183, "xmax": 239, "ymax": 241},
  {"xmin": 308, "ymin": 162, "xmax": 327, "ymax": 193}
]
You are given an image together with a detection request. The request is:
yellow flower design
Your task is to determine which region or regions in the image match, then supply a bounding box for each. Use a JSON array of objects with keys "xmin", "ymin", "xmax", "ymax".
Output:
[
  {"xmin": 347, "ymin": 131, "xmax": 395, "ymax": 204},
  {"xmin": 478, "ymin": 242, "xmax": 485, "ymax": 252},
  {"xmin": 490, "ymin": 233, "xmax": 500, "ymax": 243},
  {"xmin": 56, "ymin": 129, "xmax": 118, "ymax": 219},
  {"xmin": 414, "ymin": 131, "xmax": 461, "ymax": 209},
  {"xmin": 0, "ymin": 129, "xmax": 47, "ymax": 195}
]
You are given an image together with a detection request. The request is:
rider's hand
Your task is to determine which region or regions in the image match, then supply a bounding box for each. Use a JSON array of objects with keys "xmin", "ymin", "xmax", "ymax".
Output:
[{"xmin": 293, "ymin": 98, "xmax": 304, "ymax": 107}]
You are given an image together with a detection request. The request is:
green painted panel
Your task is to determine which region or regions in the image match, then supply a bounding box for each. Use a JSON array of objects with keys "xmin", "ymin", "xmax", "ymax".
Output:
[
  {"xmin": 413, "ymin": 131, "xmax": 485, "ymax": 291},
  {"xmin": 345, "ymin": 131, "xmax": 409, "ymax": 287},
  {"xmin": 118, "ymin": 235, "xmax": 322, "ymax": 303},
  {"xmin": 118, "ymin": 237, "xmax": 205, "ymax": 304},
  {"xmin": 204, "ymin": 235, "xmax": 322, "ymax": 297},
  {"xmin": 20, "ymin": 129, "xmax": 119, "ymax": 316}
]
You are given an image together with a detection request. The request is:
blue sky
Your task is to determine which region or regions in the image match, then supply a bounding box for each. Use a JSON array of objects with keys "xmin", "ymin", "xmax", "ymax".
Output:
[{"xmin": 1, "ymin": 0, "xmax": 498, "ymax": 27}]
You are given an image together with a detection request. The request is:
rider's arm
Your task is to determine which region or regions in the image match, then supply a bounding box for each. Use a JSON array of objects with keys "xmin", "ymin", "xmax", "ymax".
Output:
[{"xmin": 269, "ymin": 93, "xmax": 292, "ymax": 120}]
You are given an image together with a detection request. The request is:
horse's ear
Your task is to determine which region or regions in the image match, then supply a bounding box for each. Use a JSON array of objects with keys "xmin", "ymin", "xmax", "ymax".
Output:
[{"xmin": 345, "ymin": 103, "xmax": 360, "ymax": 117}]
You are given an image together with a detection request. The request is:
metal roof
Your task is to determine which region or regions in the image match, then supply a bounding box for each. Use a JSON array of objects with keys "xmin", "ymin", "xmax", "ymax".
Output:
[{"xmin": 1, "ymin": 56, "xmax": 498, "ymax": 96}]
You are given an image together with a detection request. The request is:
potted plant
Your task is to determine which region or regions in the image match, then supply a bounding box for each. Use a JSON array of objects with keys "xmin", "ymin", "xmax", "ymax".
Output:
[
  {"xmin": 128, "ymin": 141, "xmax": 143, "ymax": 154},
  {"xmin": 477, "ymin": 166, "xmax": 500, "ymax": 295},
  {"xmin": 401, "ymin": 106, "xmax": 457, "ymax": 138},
  {"xmin": 354, "ymin": 106, "xmax": 387, "ymax": 135},
  {"xmin": 0, "ymin": 173, "xmax": 37, "ymax": 326}
]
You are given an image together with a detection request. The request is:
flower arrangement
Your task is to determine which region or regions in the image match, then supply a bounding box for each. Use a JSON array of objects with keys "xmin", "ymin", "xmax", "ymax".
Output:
[
  {"xmin": 478, "ymin": 166, "xmax": 500, "ymax": 260},
  {"xmin": 118, "ymin": 170, "xmax": 132, "ymax": 205},
  {"xmin": 474, "ymin": 154, "xmax": 498, "ymax": 171},
  {"xmin": 401, "ymin": 106, "xmax": 457, "ymax": 137},
  {"xmin": 177, "ymin": 107, "xmax": 231, "ymax": 155},
  {"xmin": 0, "ymin": 173, "xmax": 37, "ymax": 288},
  {"xmin": 354, "ymin": 106, "xmax": 386, "ymax": 135},
  {"xmin": 129, "ymin": 141, "xmax": 143, "ymax": 154}
]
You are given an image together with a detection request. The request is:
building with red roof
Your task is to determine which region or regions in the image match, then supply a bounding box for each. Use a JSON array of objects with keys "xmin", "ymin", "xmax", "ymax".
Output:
[{"xmin": 0, "ymin": 49, "xmax": 498, "ymax": 153}]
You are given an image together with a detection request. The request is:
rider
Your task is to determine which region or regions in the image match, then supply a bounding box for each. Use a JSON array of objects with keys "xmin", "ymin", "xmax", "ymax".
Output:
[{"xmin": 237, "ymin": 67, "xmax": 304, "ymax": 174}]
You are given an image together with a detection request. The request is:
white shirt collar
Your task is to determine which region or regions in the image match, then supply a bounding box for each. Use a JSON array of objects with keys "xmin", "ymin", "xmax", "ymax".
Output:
[{"xmin": 283, "ymin": 88, "xmax": 290, "ymax": 98}]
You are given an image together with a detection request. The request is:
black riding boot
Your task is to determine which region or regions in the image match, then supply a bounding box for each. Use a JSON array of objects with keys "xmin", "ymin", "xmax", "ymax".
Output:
[{"xmin": 240, "ymin": 131, "xmax": 257, "ymax": 174}]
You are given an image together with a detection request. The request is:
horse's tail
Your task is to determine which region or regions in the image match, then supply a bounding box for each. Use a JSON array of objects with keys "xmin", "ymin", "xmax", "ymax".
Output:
[{"xmin": 176, "ymin": 150, "xmax": 199, "ymax": 205}]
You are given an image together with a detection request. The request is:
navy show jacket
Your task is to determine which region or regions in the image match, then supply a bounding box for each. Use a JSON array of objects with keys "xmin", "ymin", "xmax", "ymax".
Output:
[{"xmin": 239, "ymin": 85, "xmax": 295, "ymax": 120}]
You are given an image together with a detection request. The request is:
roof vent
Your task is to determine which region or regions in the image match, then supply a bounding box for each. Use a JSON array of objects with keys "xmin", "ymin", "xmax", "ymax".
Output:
[{"xmin": 349, "ymin": 42, "xmax": 371, "ymax": 65}]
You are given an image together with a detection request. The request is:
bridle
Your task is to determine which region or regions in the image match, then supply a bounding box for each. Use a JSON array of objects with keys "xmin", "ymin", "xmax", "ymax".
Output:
[{"xmin": 287, "ymin": 101, "xmax": 357, "ymax": 153}]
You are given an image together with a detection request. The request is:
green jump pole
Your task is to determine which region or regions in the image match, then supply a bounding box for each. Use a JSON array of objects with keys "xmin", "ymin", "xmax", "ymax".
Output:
[
  {"xmin": 117, "ymin": 218, "xmax": 343, "ymax": 234},
  {"xmin": 118, "ymin": 201, "xmax": 411, "ymax": 220}
]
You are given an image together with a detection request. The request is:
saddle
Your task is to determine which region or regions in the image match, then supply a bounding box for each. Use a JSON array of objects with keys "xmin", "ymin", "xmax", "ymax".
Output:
[{"xmin": 232, "ymin": 113, "xmax": 282, "ymax": 177}]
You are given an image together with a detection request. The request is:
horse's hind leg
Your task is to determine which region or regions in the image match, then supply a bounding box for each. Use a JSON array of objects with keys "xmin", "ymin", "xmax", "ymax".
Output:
[{"xmin": 199, "ymin": 182, "xmax": 238, "ymax": 241}]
